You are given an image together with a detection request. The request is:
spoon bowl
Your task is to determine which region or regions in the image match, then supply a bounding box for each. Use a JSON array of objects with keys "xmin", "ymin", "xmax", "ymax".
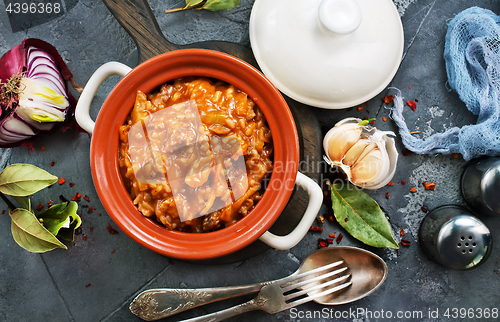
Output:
[{"xmin": 300, "ymin": 246, "xmax": 388, "ymax": 305}]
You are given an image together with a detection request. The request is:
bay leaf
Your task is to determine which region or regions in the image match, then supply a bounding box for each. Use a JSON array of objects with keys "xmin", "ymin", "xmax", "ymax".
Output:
[
  {"xmin": 12, "ymin": 195, "xmax": 31, "ymax": 212},
  {"xmin": 10, "ymin": 208, "xmax": 67, "ymax": 252},
  {"xmin": 202, "ymin": 0, "xmax": 239, "ymax": 11},
  {"xmin": 0, "ymin": 164, "xmax": 57, "ymax": 197},
  {"xmin": 38, "ymin": 201, "xmax": 81, "ymax": 241},
  {"xmin": 331, "ymin": 183, "xmax": 399, "ymax": 249}
]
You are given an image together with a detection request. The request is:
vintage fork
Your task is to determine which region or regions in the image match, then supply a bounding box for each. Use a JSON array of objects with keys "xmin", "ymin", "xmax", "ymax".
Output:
[{"xmin": 177, "ymin": 263, "xmax": 352, "ymax": 322}]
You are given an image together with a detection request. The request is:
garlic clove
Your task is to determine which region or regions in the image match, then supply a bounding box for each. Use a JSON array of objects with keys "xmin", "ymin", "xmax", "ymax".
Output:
[
  {"xmin": 351, "ymin": 147, "xmax": 383, "ymax": 185},
  {"xmin": 327, "ymin": 123, "xmax": 362, "ymax": 162},
  {"xmin": 343, "ymin": 139, "xmax": 371, "ymax": 166}
]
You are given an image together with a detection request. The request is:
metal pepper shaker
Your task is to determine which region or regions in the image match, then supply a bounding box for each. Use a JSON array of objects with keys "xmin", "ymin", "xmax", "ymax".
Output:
[{"xmin": 461, "ymin": 157, "xmax": 500, "ymax": 216}]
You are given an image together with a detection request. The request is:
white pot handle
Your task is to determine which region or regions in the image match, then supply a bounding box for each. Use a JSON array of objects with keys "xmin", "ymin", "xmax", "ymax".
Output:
[
  {"xmin": 259, "ymin": 172, "xmax": 323, "ymax": 249},
  {"xmin": 75, "ymin": 62, "xmax": 132, "ymax": 134}
]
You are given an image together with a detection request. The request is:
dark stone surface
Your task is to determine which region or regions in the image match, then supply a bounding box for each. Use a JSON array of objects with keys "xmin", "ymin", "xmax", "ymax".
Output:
[{"xmin": 0, "ymin": 0, "xmax": 499, "ymax": 321}]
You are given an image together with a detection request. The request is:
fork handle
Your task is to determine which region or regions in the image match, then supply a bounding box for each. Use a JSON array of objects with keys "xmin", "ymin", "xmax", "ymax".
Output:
[
  {"xmin": 129, "ymin": 283, "xmax": 264, "ymax": 321},
  {"xmin": 178, "ymin": 298, "xmax": 261, "ymax": 322}
]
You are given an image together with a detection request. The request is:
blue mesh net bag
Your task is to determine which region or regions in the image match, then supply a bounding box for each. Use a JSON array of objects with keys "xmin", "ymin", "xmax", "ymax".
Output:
[{"xmin": 389, "ymin": 7, "xmax": 500, "ymax": 161}]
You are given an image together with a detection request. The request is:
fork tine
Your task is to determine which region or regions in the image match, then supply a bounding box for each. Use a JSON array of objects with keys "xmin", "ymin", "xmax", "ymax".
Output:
[
  {"xmin": 281, "ymin": 260, "xmax": 344, "ymax": 286},
  {"xmin": 281, "ymin": 266, "xmax": 348, "ymax": 293},
  {"xmin": 285, "ymin": 277, "xmax": 353, "ymax": 309},
  {"xmin": 284, "ymin": 273, "xmax": 351, "ymax": 302}
]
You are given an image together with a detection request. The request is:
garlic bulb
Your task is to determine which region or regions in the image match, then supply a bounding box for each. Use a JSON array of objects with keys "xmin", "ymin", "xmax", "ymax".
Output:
[{"xmin": 323, "ymin": 117, "xmax": 398, "ymax": 189}]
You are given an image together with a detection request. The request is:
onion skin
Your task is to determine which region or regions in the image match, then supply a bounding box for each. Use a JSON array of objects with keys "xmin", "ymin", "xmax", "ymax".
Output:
[{"xmin": 0, "ymin": 38, "xmax": 78, "ymax": 148}]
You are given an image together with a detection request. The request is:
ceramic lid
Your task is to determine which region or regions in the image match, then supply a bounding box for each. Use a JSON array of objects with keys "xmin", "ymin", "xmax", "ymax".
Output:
[{"xmin": 249, "ymin": 0, "xmax": 404, "ymax": 109}]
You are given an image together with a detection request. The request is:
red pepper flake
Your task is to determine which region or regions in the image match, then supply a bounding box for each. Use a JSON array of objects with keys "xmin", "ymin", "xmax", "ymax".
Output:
[
  {"xmin": 326, "ymin": 238, "xmax": 334, "ymax": 244},
  {"xmin": 317, "ymin": 238, "xmax": 329, "ymax": 248},
  {"xmin": 366, "ymin": 110, "xmax": 370, "ymax": 114},
  {"xmin": 85, "ymin": 283, "xmax": 91, "ymax": 288},
  {"xmin": 40, "ymin": 145, "xmax": 45, "ymax": 151},
  {"xmin": 84, "ymin": 195, "xmax": 90, "ymax": 202},
  {"xmin": 363, "ymin": 117, "xmax": 369, "ymax": 120},
  {"xmin": 69, "ymin": 182, "xmax": 75, "ymax": 187},
  {"xmin": 382, "ymin": 116, "xmax": 388, "ymax": 122},
  {"xmin": 369, "ymin": 120, "xmax": 375, "ymax": 125},
  {"xmin": 401, "ymin": 180, "xmax": 406, "ymax": 185},
  {"xmin": 81, "ymin": 205, "xmax": 89, "ymax": 208},
  {"xmin": 111, "ymin": 250, "xmax": 116, "ymax": 254},
  {"xmin": 424, "ymin": 182, "xmax": 436, "ymax": 191},
  {"xmin": 400, "ymin": 228, "xmax": 405, "ymax": 237},
  {"xmin": 1, "ymin": 210, "xmax": 5, "ymax": 214},
  {"xmin": 328, "ymin": 215, "xmax": 334, "ymax": 222},
  {"xmin": 401, "ymin": 239, "xmax": 411, "ymax": 247},
  {"xmin": 87, "ymin": 207, "xmax": 96, "ymax": 214},
  {"xmin": 329, "ymin": 233, "xmax": 336, "ymax": 238},
  {"xmin": 402, "ymin": 148, "xmax": 413, "ymax": 156},
  {"xmin": 382, "ymin": 95, "xmax": 394, "ymax": 104},
  {"xmin": 58, "ymin": 178, "xmax": 65, "ymax": 185},
  {"xmin": 96, "ymin": 213, "xmax": 101, "ymax": 217},
  {"xmin": 90, "ymin": 227, "xmax": 94, "ymax": 232},
  {"xmin": 336, "ymin": 233, "xmax": 344, "ymax": 244},
  {"xmin": 106, "ymin": 223, "xmax": 118, "ymax": 235},
  {"xmin": 406, "ymin": 100, "xmax": 417, "ymax": 111},
  {"xmin": 82, "ymin": 236, "xmax": 87, "ymax": 241},
  {"xmin": 36, "ymin": 204, "xmax": 44, "ymax": 211},
  {"xmin": 421, "ymin": 206, "xmax": 428, "ymax": 213},
  {"xmin": 409, "ymin": 85, "xmax": 412, "ymax": 89},
  {"xmin": 415, "ymin": 98, "xmax": 419, "ymax": 102},
  {"xmin": 50, "ymin": 161, "xmax": 55, "ymax": 166},
  {"xmin": 387, "ymin": 181, "xmax": 394, "ymax": 186},
  {"xmin": 72, "ymin": 192, "xmax": 82, "ymax": 202},
  {"xmin": 357, "ymin": 106, "xmax": 364, "ymax": 111},
  {"xmin": 410, "ymin": 187, "xmax": 417, "ymax": 193},
  {"xmin": 344, "ymin": 218, "xmax": 349, "ymax": 222},
  {"xmin": 47, "ymin": 200, "xmax": 52, "ymax": 208},
  {"xmin": 453, "ymin": 153, "xmax": 459, "ymax": 159},
  {"xmin": 386, "ymin": 192, "xmax": 390, "ymax": 199},
  {"xmin": 309, "ymin": 225, "xmax": 323, "ymax": 232}
]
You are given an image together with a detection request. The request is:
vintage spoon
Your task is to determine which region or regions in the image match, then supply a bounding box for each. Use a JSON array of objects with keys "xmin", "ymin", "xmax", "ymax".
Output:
[{"xmin": 129, "ymin": 247, "xmax": 388, "ymax": 321}]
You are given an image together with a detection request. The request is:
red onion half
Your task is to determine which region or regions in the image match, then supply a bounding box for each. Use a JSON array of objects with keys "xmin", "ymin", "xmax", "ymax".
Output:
[{"xmin": 0, "ymin": 38, "xmax": 79, "ymax": 147}]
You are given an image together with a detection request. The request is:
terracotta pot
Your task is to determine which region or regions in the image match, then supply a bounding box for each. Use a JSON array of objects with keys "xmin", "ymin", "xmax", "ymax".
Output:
[{"xmin": 75, "ymin": 49, "xmax": 322, "ymax": 260}]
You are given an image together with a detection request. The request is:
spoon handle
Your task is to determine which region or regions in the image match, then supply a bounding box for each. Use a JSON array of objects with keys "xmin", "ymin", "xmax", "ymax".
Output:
[{"xmin": 129, "ymin": 282, "xmax": 267, "ymax": 321}]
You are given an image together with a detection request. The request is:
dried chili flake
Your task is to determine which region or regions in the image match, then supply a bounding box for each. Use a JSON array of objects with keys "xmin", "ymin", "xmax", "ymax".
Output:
[
  {"xmin": 421, "ymin": 206, "xmax": 428, "ymax": 213},
  {"xmin": 401, "ymin": 239, "xmax": 411, "ymax": 247},
  {"xmin": 386, "ymin": 192, "xmax": 390, "ymax": 199},
  {"xmin": 344, "ymin": 218, "xmax": 349, "ymax": 223},
  {"xmin": 47, "ymin": 200, "xmax": 52, "ymax": 207},
  {"xmin": 363, "ymin": 117, "xmax": 369, "ymax": 120},
  {"xmin": 336, "ymin": 233, "xmax": 343, "ymax": 244},
  {"xmin": 382, "ymin": 116, "xmax": 388, "ymax": 122},
  {"xmin": 410, "ymin": 187, "xmax": 416, "ymax": 193},
  {"xmin": 402, "ymin": 148, "xmax": 413, "ymax": 156},
  {"xmin": 328, "ymin": 215, "xmax": 335, "ymax": 222},
  {"xmin": 82, "ymin": 236, "xmax": 87, "ymax": 241},
  {"xmin": 382, "ymin": 95, "xmax": 394, "ymax": 104},
  {"xmin": 318, "ymin": 238, "xmax": 329, "ymax": 248},
  {"xmin": 369, "ymin": 120, "xmax": 375, "ymax": 125},
  {"xmin": 424, "ymin": 182, "xmax": 436, "ymax": 191},
  {"xmin": 326, "ymin": 238, "xmax": 334, "ymax": 244},
  {"xmin": 72, "ymin": 192, "xmax": 82, "ymax": 202},
  {"xmin": 83, "ymin": 195, "xmax": 90, "ymax": 202},
  {"xmin": 87, "ymin": 207, "xmax": 96, "ymax": 214},
  {"xmin": 387, "ymin": 181, "xmax": 394, "ymax": 186},
  {"xmin": 36, "ymin": 204, "xmax": 44, "ymax": 211},
  {"xmin": 317, "ymin": 215, "xmax": 326, "ymax": 224},
  {"xmin": 415, "ymin": 98, "xmax": 419, "ymax": 102},
  {"xmin": 1, "ymin": 210, "xmax": 5, "ymax": 214},
  {"xmin": 106, "ymin": 223, "xmax": 118, "ymax": 235},
  {"xmin": 406, "ymin": 100, "xmax": 417, "ymax": 111},
  {"xmin": 50, "ymin": 161, "xmax": 55, "ymax": 166},
  {"xmin": 329, "ymin": 233, "xmax": 336, "ymax": 238},
  {"xmin": 81, "ymin": 204, "xmax": 88, "ymax": 208},
  {"xmin": 309, "ymin": 225, "xmax": 323, "ymax": 232},
  {"xmin": 366, "ymin": 110, "xmax": 370, "ymax": 114},
  {"xmin": 58, "ymin": 178, "xmax": 65, "ymax": 185},
  {"xmin": 40, "ymin": 145, "xmax": 45, "ymax": 151},
  {"xmin": 401, "ymin": 180, "xmax": 406, "ymax": 185},
  {"xmin": 96, "ymin": 213, "xmax": 101, "ymax": 217},
  {"xmin": 111, "ymin": 250, "xmax": 116, "ymax": 254},
  {"xmin": 69, "ymin": 182, "xmax": 75, "ymax": 187},
  {"xmin": 400, "ymin": 228, "xmax": 405, "ymax": 237},
  {"xmin": 409, "ymin": 85, "xmax": 412, "ymax": 89},
  {"xmin": 85, "ymin": 283, "xmax": 91, "ymax": 288},
  {"xmin": 90, "ymin": 227, "xmax": 94, "ymax": 232},
  {"xmin": 453, "ymin": 153, "xmax": 459, "ymax": 159},
  {"xmin": 357, "ymin": 106, "xmax": 364, "ymax": 111}
]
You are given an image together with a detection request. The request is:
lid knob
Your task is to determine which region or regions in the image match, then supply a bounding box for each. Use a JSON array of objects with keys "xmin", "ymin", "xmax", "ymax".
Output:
[{"xmin": 318, "ymin": 0, "xmax": 362, "ymax": 35}]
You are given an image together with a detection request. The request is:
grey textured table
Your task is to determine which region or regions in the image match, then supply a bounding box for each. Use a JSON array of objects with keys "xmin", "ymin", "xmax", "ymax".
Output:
[{"xmin": 1, "ymin": 0, "xmax": 499, "ymax": 321}]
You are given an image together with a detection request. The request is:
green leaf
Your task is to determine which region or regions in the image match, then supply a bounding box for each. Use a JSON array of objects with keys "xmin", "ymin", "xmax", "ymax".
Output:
[
  {"xmin": 0, "ymin": 164, "xmax": 57, "ymax": 197},
  {"xmin": 201, "ymin": 0, "xmax": 239, "ymax": 11},
  {"xmin": 12, "ymin": 195, "xmax": 31, "ymax": 212},
  {"xmin": 37, "ymin": 202, "xmax": 80, "ymax": 239},
  {"xmin": 10, "ymin": 208, "xmax": 67, "ymax": 253},
  {"xmin": 331, "ymin": 183, "xmax": 399, "ymax": 249},
  {"xmin": 165, "ymin": 0, "xmax": 204, "ymax": 13}
]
